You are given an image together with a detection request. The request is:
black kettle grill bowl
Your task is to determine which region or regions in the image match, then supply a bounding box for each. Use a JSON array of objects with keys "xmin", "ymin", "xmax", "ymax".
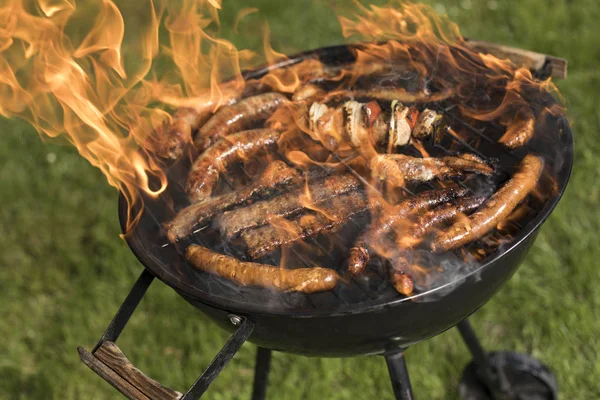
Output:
[{"xmin": 118, "ymin": 44, "xmax": 573, "ymax": 357}]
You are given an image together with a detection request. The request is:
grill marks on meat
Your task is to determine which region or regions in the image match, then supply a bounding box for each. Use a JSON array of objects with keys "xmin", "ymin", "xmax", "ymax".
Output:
[
  {"xmin": 369, "ymin": 154, "xmax": 494, "ymax": 187},
  {"xmin": 241, "ymin": 191, "xmax": 369, "ymax": 260},
  {"xmin": 186, "ymin": 129, "xmax": 282, "ymax": 203},
  {"xmin": 165, "ymin": 161, "xmax": 301, "ymax": 242},
  {"xmin": 432, "ymin": 154, "xmax": 543, "ymax": 252},
  {"xmin": 216, "ymin": 174, "xmax": 360, "ymax": 240},
  {"xmin": 185, "ymin": 245, "xmax": 338, "ymax": 293},
  {"xmin": 194, "ymin": 93, "xmax": 287, "ymax": 150}
]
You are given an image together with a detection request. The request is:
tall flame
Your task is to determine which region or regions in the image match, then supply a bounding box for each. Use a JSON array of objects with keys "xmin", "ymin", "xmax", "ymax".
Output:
[
  {"xmin": 0, "ymin": 0, "xmax": 563, "ymax": 242},
  {"xmin": 0, "ymin": 0, "xmax": 254, "ymax": 231}
]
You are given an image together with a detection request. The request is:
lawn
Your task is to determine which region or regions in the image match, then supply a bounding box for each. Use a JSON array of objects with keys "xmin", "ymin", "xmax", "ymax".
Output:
[{"xmin": 1, "ymin": 0, "xmax": 599, "ymax": 399}]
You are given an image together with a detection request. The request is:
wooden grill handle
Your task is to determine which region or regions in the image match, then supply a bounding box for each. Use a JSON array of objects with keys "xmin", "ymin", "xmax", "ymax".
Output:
[
  {"xmin": 78, "ymin": 342, "xmax": 182, "ymax": 400},
  {"xmin": 465, "ymin": 39, "xmax": 568, "ymax": 79}
]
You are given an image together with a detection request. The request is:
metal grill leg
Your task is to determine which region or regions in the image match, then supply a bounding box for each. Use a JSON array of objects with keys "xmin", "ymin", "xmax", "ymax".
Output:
[
  {"xmin": 384, "ymin": 351, "xmax": 414, "ymax": 400},
  {"xmin": 180, "ymin": 318, "xmax": 255, "ymax": 400},
  {"xmin": 94, "ymin": 269, "xmax": 155, "ymax": 351},
  {"xmin": 457, "ymin": 319, "xmax": 488, "ymax": 367},
  {"xmin": 251, "ymin": 347, "xmax": 272, "ymax": 400}
]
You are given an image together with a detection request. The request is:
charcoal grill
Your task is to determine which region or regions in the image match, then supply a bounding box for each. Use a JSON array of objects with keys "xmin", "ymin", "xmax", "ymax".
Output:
[{"xmin": 78, "ymin": 41, "xmax": 572, "ymax": 400}]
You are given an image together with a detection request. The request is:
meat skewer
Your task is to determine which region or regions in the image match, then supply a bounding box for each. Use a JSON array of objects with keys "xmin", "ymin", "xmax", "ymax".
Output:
[
  {"xmin": 185, "ymin": 245, "xmax": 338, "ymax": 293},
  {"xmin": 164, "ymin": 161, "xmax": 301, "ymax": 242},
  {"xmin": 194, "ymin": 92, "xmax": 287, "ymax": 150},
  {"xmin": 347, "ymin": 187, "xmax": 470, "ymax": 276},
  {"xmin": 498, "ymin": 107, "xmax": 536, "ymax": 149},
  {"xmin": 369, "ymin": 153, "xmax": 494, "ymax": 187},
  {"xmin": 431, "ymin": 154, "xmax": 543, "ymax": 252},
  {"xmin": 186, "ymin": 129, "xmax": 282, "ymax": 203},
  {"xmin": 308, "ymin": 100, "xmax": 443, "ymax": 156},
  {"xmin": 216, "ymin": 173, "xmax": 360, "ymax": 239},
  {"xmin": 241, "ymin": 191, "xmax": 370, "ymax": 260}
]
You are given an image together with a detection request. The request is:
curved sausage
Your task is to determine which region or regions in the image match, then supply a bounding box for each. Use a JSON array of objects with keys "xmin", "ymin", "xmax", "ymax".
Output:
[
  {"xmin": 186, "ymin": 129, "xmax": 281, "ymax": 202},
  {"xmin": 347, "ymin": 187, "xmax": 469, "ymax": 276},
  {"xmin": 431, "ymin": 154, "xmax": 543, "ymax": 252},
  {"xmin": 147, "ymin": 90, "xmax": 240, "ymax": 159},
  {"xmin": 352, "ymin": 87, "xmax": 454, "ymax": 103},
  {"xmin": 369, "ymin": 154, "xmax": 493, "ymax": 188},
  {"xmin": 498, "ymin": 107, "xmax": 535, "ymax": 149},
  {"xmin": 194, "ymin": 92, "xmax": 287, "ymax": 150},
  {"xmin": 185, "ymin": 245, "xmax": 338, "ymax": 293}
]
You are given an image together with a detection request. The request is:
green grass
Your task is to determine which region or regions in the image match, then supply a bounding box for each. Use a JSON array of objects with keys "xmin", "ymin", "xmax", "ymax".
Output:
[{"xmin": 1, "ymin": 0, "xmax": 599, "ymax": 399}]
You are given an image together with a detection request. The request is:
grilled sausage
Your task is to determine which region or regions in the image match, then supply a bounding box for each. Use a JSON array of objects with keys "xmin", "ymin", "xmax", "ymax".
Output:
[
  {"xmin": 390, "ymin": 270, "xmax": 414, "ymax": 296},
  {"xmin": 347, "ymin": 187, "xmax": 470, "ymax": 276},
  {"xmin": 405, "ymin": 195, "xmax": 487, "ymax": 241},
  {"xmin": 185, "ymin": 245, "xmax": 338, "ymax": 293},
  {"xmin": 431, "ymin": 154, "xmax": 543, "ymax": 252},
  {"xmin": 292, "ymin": 83, "xmax": 326, "ymax": 102},
  {"xmin": 217, "ymin": 173, "xmax": 360, "ymax": 239},
  {"xmin": 194, "ymin": 92, "xmax": 287, "ymax": 150},
  {"xmin": 241, "ymin": 191, "xmax": 369, "ymax": 260},
  {"xmin": 352, "ymin": 87, "xmax": 454, "ymax": 103},
  {"xmin": 146, "ymin": 93, "xmax": 240, "ymax": 160},
  {"xmin": 499, "ymin": 108, "xmax": 535, "ymax": 149},
  {"xmin": 369, "ymin": 154, "xmax": 494, "ymax": 187},
  {"xmin": 165, "ymin": 161, "xmax": 301, "ymax": 242},
  {"xmin": 186, "ymin": 129, "xmax": 282, "ymax": 202}
]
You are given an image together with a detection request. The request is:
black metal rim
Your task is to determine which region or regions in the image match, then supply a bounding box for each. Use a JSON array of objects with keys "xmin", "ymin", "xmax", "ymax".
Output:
[{"xmin": 118, "ymin": 43, "xmax": 574, "ymax": 318}]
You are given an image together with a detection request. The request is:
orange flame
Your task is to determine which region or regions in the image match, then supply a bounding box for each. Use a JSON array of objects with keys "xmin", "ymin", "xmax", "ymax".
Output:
[
  {"xmin": 0, "ymin": 0, "xmax": 259, "ymax": 231},
  {"xmin": 0, "ymin": 0, "xmax": 563, "ymax": 262}
]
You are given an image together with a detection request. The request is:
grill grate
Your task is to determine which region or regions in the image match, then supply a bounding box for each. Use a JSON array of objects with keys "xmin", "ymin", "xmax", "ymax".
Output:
[{"xmin": 126, "ymin": 55, "xmax": 568, "ymax": 311}]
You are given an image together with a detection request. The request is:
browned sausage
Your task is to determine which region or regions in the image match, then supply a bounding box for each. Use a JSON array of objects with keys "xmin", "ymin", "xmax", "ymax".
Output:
[
  {"xmin": 347, "ymin": 187, "xmax": 470, "ymax": 276},
  {"xmin": 185, "ymin": 129, "xmax": 282, "ymax": 202},
  {"xmin": 352, "ymin": 87, "xmax": 454, "ymax": 103},
  {"xmin": 185, "ymin": 245, "xmax": 338, "ymax": 293},
  {"xmin": 216, "ymin": 173, "xmax": 360, "ymax": 239},
  {"xmin": 146, "ymin": 90, "xmax": 240, "ymax": 159},
  {"xmin": 194, "ymin": 92, "xmax": 287, "ymax": 150},
  {"xmin": 390, "ymin": 270, "xmax": 414, "ymax": 296},
  {"xmin": 292, "ymin": 83, "xmax": 326, "ymax": 102},
  {"xmin": 369, "ymin": 154, "xmax": 494, "ymax": 187},
  {"xmin": 498, "ymin": 108, "xmax": 535, "ymax": 149},
  {"xmin": 406, "ymin": 195, "xmax": 487, "ymax": 241},
  {"xmin": 164, "ymin": 161, "xmax": 301, "ymax": 242},
  {"xmin": 241, "ymin": 191, "xmax": 370, "ymax": 260},
  {"xmin": 431, "ymin": 154, "xmax": 543, "ymax": 252}
]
